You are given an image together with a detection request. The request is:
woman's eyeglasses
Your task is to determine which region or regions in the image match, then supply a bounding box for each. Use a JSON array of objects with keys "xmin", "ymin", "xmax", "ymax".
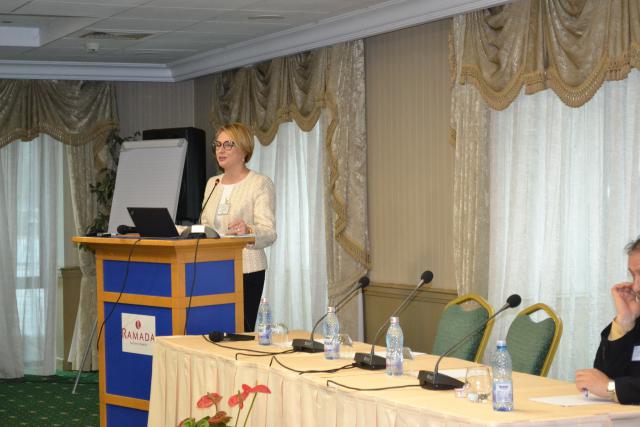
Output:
[{"xmin": 212, "ymin": 140, "xmax": 236, "ymax": 151}]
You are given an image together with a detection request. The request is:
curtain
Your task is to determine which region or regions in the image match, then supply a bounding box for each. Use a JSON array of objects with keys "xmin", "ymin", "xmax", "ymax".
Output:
[
  {"xmin": 0, "ymin": 135, "xmax": 64, "ymax": 377},
  {"xmin": 486, "ymin": 70, "xmax": 640, "ymax": 379},
  {"xmin": 247, "ymin": 119, "xmax": 328, "ymax": 330},
  {"xmin": 210, "ymin": 40, "xmax": 368, "ymax": 338},
  {"xmin": 65, "ymin": 142, "xmax": 100, "ymax": 370},
  {"xmin": 0, "ymin": 80, "xmax": 118, "ymax": 147},
  {"xmin": 451, "ymin": 16, "xmax": 493, "ymax": 297},
  {"xmin": 459, "ymin": 0, "xmax": 640, "ymax": 110},
  {"xmin": 0, "ymin": 79, "xmax": 119, "ymax": 371}
]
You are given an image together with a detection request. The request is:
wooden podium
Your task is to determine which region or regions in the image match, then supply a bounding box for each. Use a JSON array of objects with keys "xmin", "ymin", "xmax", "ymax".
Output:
[{"xmin": 74, "ymin": 236, "xmax": 253, "ymax": 427}]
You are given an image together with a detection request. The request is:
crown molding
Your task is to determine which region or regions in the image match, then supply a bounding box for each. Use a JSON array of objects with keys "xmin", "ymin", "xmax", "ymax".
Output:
[
  {"xmin": 0, "ymin": 60, "xmax": 173, "ymax": 81},
  {"xmin": 0, "ymin": 0, "xmax": 508, "ymax": 82}
]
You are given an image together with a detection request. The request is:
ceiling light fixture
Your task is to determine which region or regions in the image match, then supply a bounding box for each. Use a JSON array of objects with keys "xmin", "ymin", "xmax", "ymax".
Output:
[{"xmin": 247, "ymin": 14, "xmax": 284, "ymax": 21}]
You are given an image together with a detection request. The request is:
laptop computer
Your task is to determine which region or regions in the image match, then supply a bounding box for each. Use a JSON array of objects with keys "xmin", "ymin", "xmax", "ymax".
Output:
[{"xmin": 126, "ymin": 207, "xmax": 180, "ymax": 238}]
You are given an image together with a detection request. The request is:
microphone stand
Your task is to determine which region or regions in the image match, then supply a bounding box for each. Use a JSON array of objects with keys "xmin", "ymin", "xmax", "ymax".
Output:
[
  {"xmin": 183, "ymin": 178, "xmax": 220, "ymax": 239},
  {"xmin": 292, "ymin": 277, "xmax": 370, "ymax": 353},
  {"xmin": 418, "ymin": 295, "xmax": 521, "ymax": 390},
  {"xmin": 354, "ymin": 271, "xmax": 433, "ymax": 370}
]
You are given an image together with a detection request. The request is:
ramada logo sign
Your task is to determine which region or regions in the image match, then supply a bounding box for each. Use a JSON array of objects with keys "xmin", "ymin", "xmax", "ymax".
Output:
[{"xmin": 122, "ymin": 318, "xmax": 155, "ymax": 344}]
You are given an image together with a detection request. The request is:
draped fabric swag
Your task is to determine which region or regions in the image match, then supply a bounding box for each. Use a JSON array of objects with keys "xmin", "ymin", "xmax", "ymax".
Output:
[
  {"xmin": 210, "ymin": 40, "xmax": 369, "ymax": 337},
  {"xmin": 450, "ymin": 0, "xmax": 640, "ymax": 296},
  {"xmin": 458, "ymin": 0, "xmax": 640, "ymax": 110},
  {"xmin": 0, "ymin": 79, "xmax": 119, "ymax": 370}
]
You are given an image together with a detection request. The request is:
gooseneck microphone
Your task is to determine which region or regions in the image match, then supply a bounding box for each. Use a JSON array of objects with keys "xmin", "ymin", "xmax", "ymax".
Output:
[
  {"xmin": 183, "ymin": 178, "xmax": 221, "ymax": 239},
  {"xmin": 354, "ymin": 271, "xmax": 434, "ymax": 370},
  {"xmin": 198, "ymin": 178, "xmax": 220, "ymax": 224},
  {"xmin": 292, "ymin": 276, "xmax": 370, "ymax": 353},
  {"xmin": 419, "ymin": 294, "xmax": 522, "ymax": 390}
]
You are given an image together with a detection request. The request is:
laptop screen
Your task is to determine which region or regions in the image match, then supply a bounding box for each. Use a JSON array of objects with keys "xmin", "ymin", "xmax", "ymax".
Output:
[{"xmin": 126, "ymin": 207, "xmax": 180, "ymax": 238}]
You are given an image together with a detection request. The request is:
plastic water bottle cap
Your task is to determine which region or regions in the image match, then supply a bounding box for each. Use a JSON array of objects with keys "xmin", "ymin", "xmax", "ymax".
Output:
[
  {"xmin": 496, "ymin": 339, "xmax": 506, "ymax": 347},
  {"xmin": 390, "ymin": 316, "xmax": 399, "ymax": 324},
  {"xmin": 327, "ymin": 306, "xmax": 335, "ymax": 313}
]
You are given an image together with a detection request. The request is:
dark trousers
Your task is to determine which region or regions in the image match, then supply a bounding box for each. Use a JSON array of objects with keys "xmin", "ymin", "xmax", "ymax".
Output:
[{"xmin": 243, "ymin": 270, "xmax": 265, "ymax": 332}]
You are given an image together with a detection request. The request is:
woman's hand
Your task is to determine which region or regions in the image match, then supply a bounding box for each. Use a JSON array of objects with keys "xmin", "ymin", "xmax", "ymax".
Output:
[
  {"xmin": 227, "ymin": 220, "xmax": 248, "ymax": 235},
  {"xmin": 611, "ymin": 282, "xmax": 640, "ymax": 329}
]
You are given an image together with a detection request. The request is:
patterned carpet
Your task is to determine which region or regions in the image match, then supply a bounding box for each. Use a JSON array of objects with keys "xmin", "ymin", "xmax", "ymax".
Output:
[{"xmin": 0, "ymin": 371, "xmax": 99, "ymax": 426}]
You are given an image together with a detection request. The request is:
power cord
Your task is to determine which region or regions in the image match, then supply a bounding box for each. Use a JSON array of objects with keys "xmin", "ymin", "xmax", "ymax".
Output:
[
  {"xmin": 96, "ymin": 238, "xmax": 142, "ymax": 350},
  {"xmin": 326, "ymin": 379, "xmax": 422, "ymax": 391},
  {"xmin": 270, "ymin": 355, "xmax": 357, "ymax": 375},
  {"xmin": 184, "ymin": 237, "xmax": 202, "ymax": 335},
  {"xmin": 201, "ymin": 335, "xmax": 295, "ymax": 359}
]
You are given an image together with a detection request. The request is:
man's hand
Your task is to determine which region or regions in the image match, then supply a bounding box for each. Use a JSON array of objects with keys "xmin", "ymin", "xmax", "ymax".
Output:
[
  {"xmin": 611, "ymin": 282, "xmax": 640, "ymax": 329},
  {"xmin": 575, "ymin": 368, "xmax": 610, "ymax": 398}
]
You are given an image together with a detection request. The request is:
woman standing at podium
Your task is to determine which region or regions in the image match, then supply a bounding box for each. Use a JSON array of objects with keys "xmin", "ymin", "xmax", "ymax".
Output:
[{"xmin": 201, "ymin": 123, "xmax": 277, "ymax": 332}]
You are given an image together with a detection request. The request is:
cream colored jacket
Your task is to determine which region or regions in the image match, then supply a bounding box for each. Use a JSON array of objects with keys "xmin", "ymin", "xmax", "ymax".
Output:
[{"xmin": 201, "ymin": 170, "xmax": 276, "ymax": 273}]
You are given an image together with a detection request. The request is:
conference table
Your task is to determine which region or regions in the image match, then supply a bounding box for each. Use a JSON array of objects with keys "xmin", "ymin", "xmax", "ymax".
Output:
[{"xmin": 147, "ymin": 332, "xmax": 640, "ymax": 426}]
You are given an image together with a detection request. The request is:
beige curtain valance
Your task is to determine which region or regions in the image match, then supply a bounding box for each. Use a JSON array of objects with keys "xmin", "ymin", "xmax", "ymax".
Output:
[
  {"xmin": 0, "ymin": 80, "xmax": 118, "ymax": 148},
  {"xmin": 459, "ymin": 0, "xmax": 640, "ymax": 109},
  {"xmin": 210, "ymin": 51, "xmax": 327, "ymax": 146}
]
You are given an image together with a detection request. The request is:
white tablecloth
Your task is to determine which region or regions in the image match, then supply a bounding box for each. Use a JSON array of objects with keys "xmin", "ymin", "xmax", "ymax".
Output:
[{"xmin": 148, "ymin": 334, "xmax": 640, "ymax": 427}]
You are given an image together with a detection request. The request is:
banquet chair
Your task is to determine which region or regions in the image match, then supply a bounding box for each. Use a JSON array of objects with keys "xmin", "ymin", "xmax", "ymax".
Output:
[
  {"xmin": 506, "ymin": 303, "xmax": 563, "ymax": 376},
  {"xmin": 431, "ymin": 294, "xmax": 494, "ymax": 362}
]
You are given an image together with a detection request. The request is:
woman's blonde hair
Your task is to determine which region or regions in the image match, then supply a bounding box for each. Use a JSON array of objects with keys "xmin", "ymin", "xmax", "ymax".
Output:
[{"xmin": 215, "ymin": 122, "xmax": 254, "ymax": 163}]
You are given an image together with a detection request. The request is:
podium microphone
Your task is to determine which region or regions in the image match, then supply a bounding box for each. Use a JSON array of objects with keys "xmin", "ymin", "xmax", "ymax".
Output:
[
  {"xmin": 354, "ymin": 270, "xmax": 434, "ymax": 370},
  {"xmin": 183, "ymin": 178, "xmax": 220, "ymax": 239},
  {"xmin": 418, "ymin": 294, "xmax": 522, "ymax": 390},
  {"xmin": 292, "ymin": 276, "xmax": 370, "ymax": 353}
]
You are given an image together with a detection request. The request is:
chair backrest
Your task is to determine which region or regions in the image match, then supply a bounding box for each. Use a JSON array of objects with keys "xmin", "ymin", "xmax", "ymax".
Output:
[
  {"xmin": 431, "ymin": 294, "xmax": 494, "ymax": 362},
  {"xmin": 506, "ymin": 303, "xmax": 563, "ymax": 377}
]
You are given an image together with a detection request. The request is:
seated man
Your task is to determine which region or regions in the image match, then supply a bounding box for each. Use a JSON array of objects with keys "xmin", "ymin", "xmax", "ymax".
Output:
[{"xmin": 575, "ymin": 238, "xmax": 640, "ymax": 404}]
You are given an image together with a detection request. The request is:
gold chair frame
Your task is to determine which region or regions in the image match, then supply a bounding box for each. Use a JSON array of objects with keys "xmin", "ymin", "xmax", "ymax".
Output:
[
  {"xmin": 513, "ymin": 303, "xmax": 563, "ymax": 377},
  {"xmin": 443, "ymin": 294, "xmax": 494, "ymax": 362}
]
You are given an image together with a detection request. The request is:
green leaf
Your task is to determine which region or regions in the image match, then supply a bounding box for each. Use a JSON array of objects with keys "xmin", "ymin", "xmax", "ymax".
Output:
[{"xmin": 195, "ymin": 418, "xmax": 211, "ymax": 427}]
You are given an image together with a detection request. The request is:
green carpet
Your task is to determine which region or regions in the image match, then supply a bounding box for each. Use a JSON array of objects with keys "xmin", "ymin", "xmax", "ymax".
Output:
[{"xmin": 0, "ymin": 371, "xmax": 99, "ymax": 426}]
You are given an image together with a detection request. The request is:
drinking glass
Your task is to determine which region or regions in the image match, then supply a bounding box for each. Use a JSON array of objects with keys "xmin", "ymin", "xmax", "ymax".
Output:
[
  {"xmin": 336, "ymin": 333, "xmax": 354, "ymax": 359},
  {"xmin": 271, "ymin": 323, "xmax": 290, "ymax": 347},
  {"xmin": 402, "ymin": 347, "xmax": 415, "ymax": 375},
  {"xmin": 465, "ymin": 366, "xmax": 492, "ymax": 403}
]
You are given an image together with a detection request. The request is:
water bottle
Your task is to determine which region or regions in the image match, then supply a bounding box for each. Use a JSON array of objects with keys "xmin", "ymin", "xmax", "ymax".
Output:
[
  {"xmin": 256, "ymin": 297, "xmax": 272, "ymax": 345},
  {"xmin": 323, "ymin": 306, "xmax": 340, "ymax": 359},
  {"xmin": 492, "ymin": 340, "xmax": 513, "ymax": 411},
  {"xmin": 385, "ymin": 316, "xmax": 403, "ymax": 376}
]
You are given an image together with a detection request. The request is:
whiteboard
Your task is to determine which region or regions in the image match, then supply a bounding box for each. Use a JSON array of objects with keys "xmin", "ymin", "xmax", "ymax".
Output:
[{"xmin": 108, "ymin": 138, "xmax": 187, "ymax": 234}]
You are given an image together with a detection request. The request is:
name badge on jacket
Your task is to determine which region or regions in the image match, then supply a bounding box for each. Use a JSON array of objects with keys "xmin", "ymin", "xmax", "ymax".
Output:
[{"xmin": 632, "ymin": 345, "xmax": 640, "ymax": 362}]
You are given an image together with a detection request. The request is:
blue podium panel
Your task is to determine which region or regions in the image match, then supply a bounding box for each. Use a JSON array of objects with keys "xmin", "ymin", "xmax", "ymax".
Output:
[
  {"xmin": 106, "ymin": 404, "xmax": 148, "ymax": 427},
  {"xmin": 104, "ymin": 302, "xmax": 172, "ymax": 400},
  {"xmin": 103, "ymin": 260, "xmax": 172, "ymax": 297},
  {"xmin": 186, "ymin": 303, "xmax": 235, "ymax": 335},
  {"xmin": 185, "ymin": 260, "xmax": 235, "ymax": 296}
]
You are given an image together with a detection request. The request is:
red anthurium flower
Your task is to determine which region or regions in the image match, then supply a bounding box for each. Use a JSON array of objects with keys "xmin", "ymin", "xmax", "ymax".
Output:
[
  {"xmin": 197, "ymin": 392, "xmax": 222, "ymax": 409},
  {"xmin": 245, "ymin": 384, "xmax": 271, "ymax": 394},
  {"xmin": 228, "ymin": 390, "xmax": 247, "ymax": 409}
]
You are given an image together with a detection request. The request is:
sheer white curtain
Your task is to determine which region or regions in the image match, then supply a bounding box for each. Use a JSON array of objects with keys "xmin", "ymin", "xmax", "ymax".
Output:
[
  {"xmin": 487, "ymin": 70, "xmax": 640, "ymax": 380},
  {"xmin": 247, "ymin": 119, "xmax": 328, "ymax": 331},
  {"xmin": 0, "ymin": 135, "xmax": 63, "ymax": 377}
]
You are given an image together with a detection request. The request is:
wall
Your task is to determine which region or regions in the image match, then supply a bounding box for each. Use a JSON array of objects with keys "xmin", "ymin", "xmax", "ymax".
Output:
[
  {"xmin": 364, "ymin": 19, "xmax": 456, "ymax": 349},
  {"xmin": 115, "ymin": 81, "xmax": 196, "ymax": 138},
  {"xmin": 366, "ymin": 19, "xmax": 454, "ymax": 289}
]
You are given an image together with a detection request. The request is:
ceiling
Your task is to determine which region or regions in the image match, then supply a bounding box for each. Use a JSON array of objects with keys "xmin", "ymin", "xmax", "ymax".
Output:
[{"xmin": 0, "ymin": 0, "xmax": 507, "ymax": 82}]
